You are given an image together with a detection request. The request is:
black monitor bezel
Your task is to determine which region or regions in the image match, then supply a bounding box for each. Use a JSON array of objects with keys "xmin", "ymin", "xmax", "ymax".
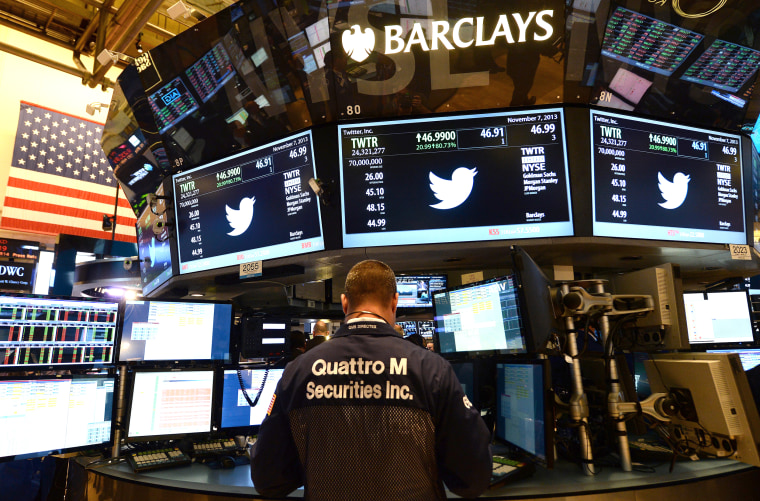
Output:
[
  {"xmin": 0, "ymin": 292, "xmax": 121, "ymax": 371},
  {"xmin": 494, "ymin": 357, "xmax": 555, "ymax": 468},
  {"xmin": 123, "ymin": 367, "xmax": 217, "ymax": 443},
  {"xmin": 0, "ymin": 372, "xmax": 117, "ymax": 462},
  {"xmin": 682, "ymin": 289, "xmax": 758, "ymax": 351},
  {"xmin": 117, "ymin": 297, "xmax": 235, "ymax": 366},
  {"xmin": 432, "ymin": 275, "xmax": 529, "ymax": 360}
]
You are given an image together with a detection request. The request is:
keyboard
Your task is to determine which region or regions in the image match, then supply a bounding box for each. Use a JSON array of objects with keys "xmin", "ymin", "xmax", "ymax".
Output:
[
  {"xmin": 126, "ymin": 447, "xmax": 192, "ymax": 473},
  {"xmin": 191, "ymin": 438, "xmax": 245, "ymax": 459},
  {"xmin": 489, "ymin": 456, "xmax": 535, "ymax": 489}
]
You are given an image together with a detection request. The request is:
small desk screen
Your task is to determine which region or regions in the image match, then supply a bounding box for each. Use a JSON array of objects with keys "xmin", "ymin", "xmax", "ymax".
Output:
[
  {"xmin": 0, "ymin": 295, "xmax": 119, "ymax": 368},
  {"xmin": 173, "ymin": 130, "xmax": 324, "ymax": 274},
  {"xmin": 339, "ymin": 108, "xmax": 573, "ymax": 248},
  {"xmin": 220, "ymin": 368, "xmax": 284, "ymax": 429},
  {"xmin": 0, "ymin": 375, "xmax": 114, "ymax": 460},
  {"xmin": 433, "ymin": 276, "xmax": 526, "ymax": 356},
  {"xmin": 119, "ymin": 300, "xmax": 232, "ymax": 363},
  {"xmin": 127, "ymin": 370, "xmax": 214, "ymax": 440},
  {"xmin": 591, "ymin": 109, "xmax": 746, "ymax": 244},
  {"xmin": 683, "ymin": 291, "xmax": 755, "ymax": 346}
]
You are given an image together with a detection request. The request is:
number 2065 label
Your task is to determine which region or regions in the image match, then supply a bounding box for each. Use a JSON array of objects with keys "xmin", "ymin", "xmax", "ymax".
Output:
[{"xmin": 240, "ymin": 261, "xmax": 263, "ymax": 278}]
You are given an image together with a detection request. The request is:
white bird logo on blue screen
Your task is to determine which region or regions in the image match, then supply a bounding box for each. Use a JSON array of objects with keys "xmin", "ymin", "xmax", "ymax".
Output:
[
  {"xmin": 657, "ymin": 172, "xmax": 690, "ymax": 210},
  {"xmin": 429, "ymin": 167, "xmax": 478, "ymax": 210},
  {"xmin": 226, "ymin": 196, "xmax": 256, "ymax": 236}
]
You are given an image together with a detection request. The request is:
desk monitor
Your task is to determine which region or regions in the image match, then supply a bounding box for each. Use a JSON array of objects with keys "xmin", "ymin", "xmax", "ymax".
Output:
[
  {"xmin": 495, "ymin": 358, "xmax": 554, "ymax": 468},
  {"xmin": 396, "ymin": 274, "xmax": 447, "ymax": 309},
  {"xmin": 338, "ymin": 108, "xmax": 573, "ymax": 248},
  {"xmin": 417, "ymin": 320, "xmax": 435, "ymax": 341},
  {"xmin": 433, "ymin": 275, "xmax": 528, "ymax": 358},
  {"xmin": 125, "ymin": 369, "xmax": 214, "ymax": 442},
  {"xmin": 645, "ymin": 352, "xmax": 760, "ymax": 467},
  {"xmin": 172, "ymin": 129, "xmax": 325, "ymax": 275},
  {"xmin": 0, "ymin": 374, "xmax": 115, "ymax": 461},
  {"xmin": 682, "ymin": 291, "xmax": 756, "ymax": 348},
  {"xmin": 0, "ymin": 294, "xmax": 120, "ymax": 369},
  {"xmin": 608, "ymin": 263, "xmax": 689, "ymax": 351},
  {"xmin": 118, "ymin": 299, "xmax": 233, "ymax": 363},
  {"xmin": 706, "ymin": 349, "xmax": 760, "ymax": 372},
  {"xmin": 218, "ymin": 368, "xmax": 284, "ymax": 432},
  {"xmin": 590, "ymin": 109, "xmax": 747, "ymax": 245}
]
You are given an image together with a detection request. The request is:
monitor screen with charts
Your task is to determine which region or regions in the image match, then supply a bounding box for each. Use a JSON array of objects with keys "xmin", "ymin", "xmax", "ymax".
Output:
[{"xmin": 683, "ymin": 291, "xmax": 755, "ymax": 347}]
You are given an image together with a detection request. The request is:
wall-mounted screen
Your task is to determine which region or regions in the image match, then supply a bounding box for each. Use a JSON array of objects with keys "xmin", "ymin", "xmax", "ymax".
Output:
[
  {"xmin": 590, "ymin": 109, "xmax": 746, "ymax": 244},
  {"xmin": 136, "ymin": 185, "xmax": 174, "ymax": 296},
  {"xmin": 219, "ymin": 368, "xmax": 284, "ymax": 431},
  {"xmin": 173, "ymin": 129, "xmax": 324, "ymax": 274},
  {"xmin": 0, "ymin": 374, "xmax": 115, "ymax": 461},
  {"xmin": 0, "ymin": 295, "xmax": 119, "ymax": 369},
  {"xmin": 683, "ymin": 290, "xmax": 755, "ymax": 347},
  {"xmin": 118, "ymin": 299, "xmax": 233, "ymax": 363},
  {"xmin": 680, "ymin": 40, "xmax": 760, "ymax": 94},
  {"xmin": 339, "ymin": 108, "xmax": 573, "ymax": 248},
  {"xmin": 396, "ymin": 274, "xmax": 447, "ymax": 308},
  {"xmin": 125, "ymin": 370, "xmax": 214, "ymax": 442},
  {"xmin": 433, "ymin": 276, "xmax": 527, "ymax": 357},
  {"xmin": 600, "ymin": 6, "xmax": 702, "ymax": 76}
]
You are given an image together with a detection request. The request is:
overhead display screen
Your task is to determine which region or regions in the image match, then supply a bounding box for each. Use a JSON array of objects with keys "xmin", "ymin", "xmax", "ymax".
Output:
[
  {"xmin": 173, "ymin": 130, "xmax": 324, "ymax": 274},
  {"xmin": 600, "ymin": 6, "xmax": 702, "ymax": 76},
  {"xmin": 680, "ymin": 39, "xmax": 760, "ymax": 94},
  {"xmin": 591, "ymin": 109, "xmax": 746, "ymax": 244},
  {"xmin": 339, "ymin": 108, "xmax": 573, "ymax": 248}
]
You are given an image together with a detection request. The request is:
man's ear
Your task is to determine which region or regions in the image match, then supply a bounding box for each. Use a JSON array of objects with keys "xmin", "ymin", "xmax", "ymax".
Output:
[
  {"xmin": 391, "ymin": 292, "xmax": 399, "ymax": 313},
  {"xmin": 341, "ymin": 293, "xmax": 349, "ymax": 314}
]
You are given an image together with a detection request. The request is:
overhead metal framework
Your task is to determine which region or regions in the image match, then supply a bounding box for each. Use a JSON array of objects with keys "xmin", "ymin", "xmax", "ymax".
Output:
[{"xmin": 0, "ymin": 0, "xmax": 236, "ymax": 88}]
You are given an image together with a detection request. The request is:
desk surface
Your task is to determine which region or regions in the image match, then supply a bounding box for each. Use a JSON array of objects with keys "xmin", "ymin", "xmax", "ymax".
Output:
[{"xmin": 85, "ymin": 456, "xmax": 755, "ymax": 499}]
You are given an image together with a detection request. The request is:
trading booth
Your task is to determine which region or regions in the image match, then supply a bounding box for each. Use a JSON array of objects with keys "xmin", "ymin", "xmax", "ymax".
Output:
[{"xmin": 5, "ymin": 0, "xmax": 760, "ymax": 498}]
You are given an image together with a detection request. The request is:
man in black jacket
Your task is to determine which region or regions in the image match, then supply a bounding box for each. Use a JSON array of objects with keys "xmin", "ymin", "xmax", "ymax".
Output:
[{"xmin": 250, "ymin": 260, "xmax": 492, "ymax": 500}]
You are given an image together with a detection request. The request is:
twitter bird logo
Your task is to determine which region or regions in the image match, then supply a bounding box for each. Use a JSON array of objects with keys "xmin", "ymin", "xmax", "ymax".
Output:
[
  {"xmin": 226, "ymin": 196, "xmax": 256, "ymax": 236},
  {"xmin": 658, "ymin": 172, "xmax": 690, "ymax": 210},
  {"xmin": 429, "ymin": 167, "xmax": 478, "ymax": 210}
]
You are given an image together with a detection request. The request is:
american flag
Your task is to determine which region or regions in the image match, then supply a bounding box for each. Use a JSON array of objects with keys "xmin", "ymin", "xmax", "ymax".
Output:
[{"xmin": 1, "ymin": 102, "xmax": 136, "ymax": 243}]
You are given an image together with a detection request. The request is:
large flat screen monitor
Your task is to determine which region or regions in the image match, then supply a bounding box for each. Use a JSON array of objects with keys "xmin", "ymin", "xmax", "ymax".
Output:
[
  {"xmin": 680, "ymin": 39, "xmax": 760, "ymax": 94},
  {"xmin": 218, "ymin": 368, "xmax": 284, "ymax": 432},
  {"xmin": 396, "ymin": 274, "xmax": 447, "ymax": 309},
  {"xmin": 0, "ymin": 294, "xmax": 119, "ymax": 369},
  {"xmin": 645, "ymin": 352, "xmax": 760, "ymax": 467},
  {"xmin": 172, "ymin": 129, "xmax": 324, "ymax": 274},
  {"xmin": 0, "ymin": 374, "xmax": 115, "ymax": 461},
  {"xmin": 495, "ymin": 359, "xmax": 554, "ymax": 467},
  {"xmin": 125, "ymin": 369, "xmax": 214, "ymax": 442},
  {"xmin": 118, "ymin": 299, "xmax": 233, "ymax": 363},
  {"xmin": 590, "ymin": 109, "xmax": 747, "ymax": 244},
  {"xmin": 682, "ymin": 291, "xmax": 756, "ymax": 348},
  {"xmin": 433, "ymin": 276, "xmax": 527, "ymax": 357},
  {"xmin": 338, "ymin": 108, "xmax": 573, "ymax": 248}
]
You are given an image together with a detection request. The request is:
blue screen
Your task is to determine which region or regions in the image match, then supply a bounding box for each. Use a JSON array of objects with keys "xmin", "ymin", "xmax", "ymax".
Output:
[{"xmin": 220, "ymin": 369, "xmax": 284, "ymax": 429}]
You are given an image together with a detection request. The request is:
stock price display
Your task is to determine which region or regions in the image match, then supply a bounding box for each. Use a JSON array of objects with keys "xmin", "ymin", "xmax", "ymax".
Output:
[
  {"xmin": 339, "ymin": 108, "xmax": 573, "ymax": 248},
  {"xmin": 173, "ymin": 130, "xmax": 324, "ymax": 274},
  {"xmin": 591, "ymin": 109, "xmax": 746, "ymax": 244}
]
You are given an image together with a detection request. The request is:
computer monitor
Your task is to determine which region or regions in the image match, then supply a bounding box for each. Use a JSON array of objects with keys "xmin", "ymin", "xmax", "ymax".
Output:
[
  {"xmin": 495, "ymin": 358, "xmax": 554, "ymax": 468},
  {"xmin": 0, "ymin": 294, "xmax": 120, "ymax": 369},
  {"xmin": 682, "ymin": 291, "xmax": 756, "ymax": 348},
  {"xmin": 118, "ymin": 298, "xmax": 234, "ymax": 363},
  {"xmin": 0, "ymin": 374, "xmax": 115, "ymax": 461},
  {"xmin": 125, "ymin": 369, "xmax": 215, "ymax": 442},
  {"xmin": 433, "ymin": 275, "xmax": 528, "ymax": 358},
  {"xmin": 396, "ymin": 274, "xmax": 447, "ymax": 309},
  {"xmin": 645, "ymin": 352, "xmax": 760, "ymax": 467},
  {"xmin": 706, "ymin": 348, "xmax": 760, "ymax": 371},
  {"xmin": 218, "ymin": 368, "xmax": 284, "ymax": 433}
]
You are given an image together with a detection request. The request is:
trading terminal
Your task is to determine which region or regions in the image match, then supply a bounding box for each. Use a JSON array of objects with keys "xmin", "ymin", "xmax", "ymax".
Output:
[{"xmin": 3, "ymin": 0, "xmax": 760, "ymax": 499}]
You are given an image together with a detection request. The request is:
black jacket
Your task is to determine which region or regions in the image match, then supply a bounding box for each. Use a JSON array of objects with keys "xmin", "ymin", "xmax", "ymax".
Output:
[{"xmin": 250, "ymin": 320, "xmax": 492, "ymax": 500}]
